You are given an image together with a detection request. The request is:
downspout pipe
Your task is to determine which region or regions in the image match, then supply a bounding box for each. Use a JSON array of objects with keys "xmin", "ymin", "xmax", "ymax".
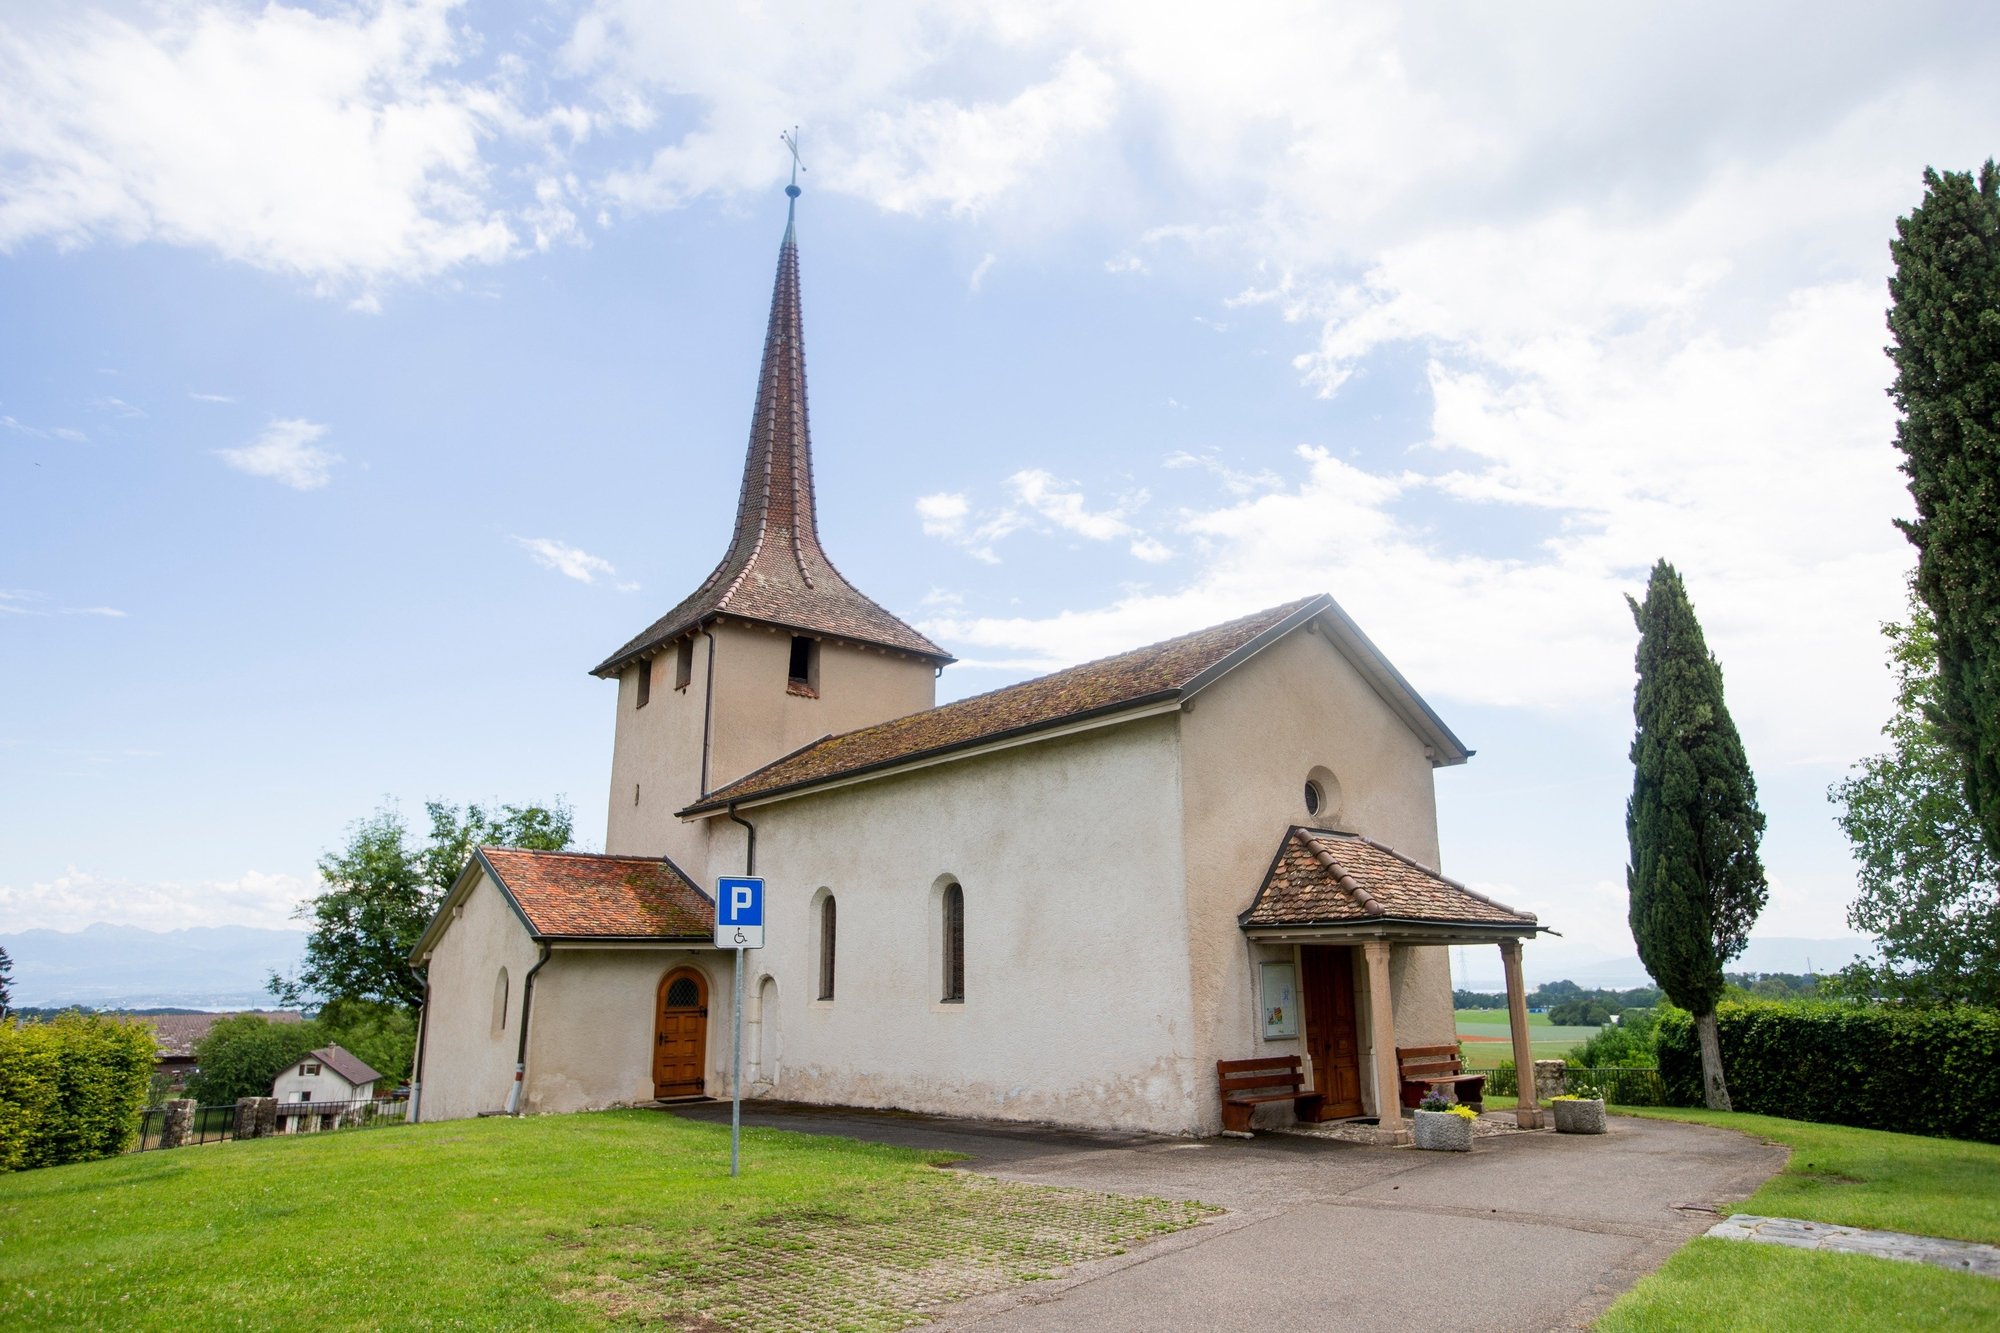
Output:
[
  {"xmin": 408, "ymin": 965, "xmax": 431, "ymax": 1123},
  {"xmin": 700, "ymin": 627, "xmax": 718, "ymax": 796},
  {"xmin": 727, "ymin": 805, "xmax": 756, "ymax": 875},
  {"xmin": 505, "ymin": 942, "xmax": 554, "ymax": 1115}
]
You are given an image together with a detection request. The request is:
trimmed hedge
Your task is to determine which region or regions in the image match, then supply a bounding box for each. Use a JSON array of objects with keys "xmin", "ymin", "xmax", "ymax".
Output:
[
  {"xmin": 1658, "ymin": 999, "xmax": 2000, "ymax": 1142},
  {"xmin": 0, "ymin": 1014, "xmax": 156, "ymax": 1171}
]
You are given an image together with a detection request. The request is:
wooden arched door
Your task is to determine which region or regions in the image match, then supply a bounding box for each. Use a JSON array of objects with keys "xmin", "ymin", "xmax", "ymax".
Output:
[{"xmin": 653, "ymin": 968, "xmax": 709, "ymax": 1099}]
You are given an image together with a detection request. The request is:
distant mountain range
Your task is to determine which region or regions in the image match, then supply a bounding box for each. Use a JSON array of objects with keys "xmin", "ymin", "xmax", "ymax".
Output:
[{"xmin": 2, "ymin": 923, "xmax": 310, "ymax": 1010}]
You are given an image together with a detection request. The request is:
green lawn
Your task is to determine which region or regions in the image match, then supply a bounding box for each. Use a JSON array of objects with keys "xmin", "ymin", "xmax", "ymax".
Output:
[
  {"xmin": 1598, "ymin": 1108, "xmax": 2000, "ymax": 1328},
  {"xmin": 0, "ymin": 1111, "xmax": 1215, "ymax": 1330},
  {"xmin": 1453, "ymin": 1007, "xmax": 1555, "ymax": 1026}
]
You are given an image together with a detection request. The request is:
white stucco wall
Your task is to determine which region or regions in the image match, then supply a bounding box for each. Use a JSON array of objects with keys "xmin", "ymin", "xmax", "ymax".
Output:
[
  {"xmin": 1178, "ymin": 620, "xmax": 1459, "ymax": 1123},
  {"xmin": 415, "ymin": 872, "xmax": 542, "ymax": 1122},
  {"xmin": 692, "ymin": 716, "xmax": 1205, "ymax": 1135},
  {"xmin": 523, "ymin": 947, "xmax": 728, "ymax": 1115}
]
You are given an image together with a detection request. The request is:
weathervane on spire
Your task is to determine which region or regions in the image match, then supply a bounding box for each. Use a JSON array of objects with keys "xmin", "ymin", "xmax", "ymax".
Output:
[{"xmin": 780, "ymin": 127, "xmax": 805, "ymax": 200}]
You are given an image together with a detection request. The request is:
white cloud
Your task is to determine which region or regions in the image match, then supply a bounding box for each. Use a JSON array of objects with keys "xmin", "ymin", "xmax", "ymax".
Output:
[
  {"xmin": 187, "ymin": 391, "xmax": 235, "ymax": 403},
  {"xmin": 0, "ymin": 0, "xmax": 551, "ymax": 296},
  {"xmin": 968, "ymin": 252, "xmax": 996, "ymax": 292},
  {"xmin": 513, "ymin": 535, "xmax": 626, "ymax": 586},
  {"xmin": 59, "ymin": 606, "xmax": 126, "ymax": 618},
  {"xmin": 918, "ymin": 469, "xmax": 1170, "ymax": 564},
  {"xmin": 0, "ymin": 589, "xmax": 127, "ymax": 617},
  {"xmin": 0, "ymin": 866, "xmax": 313, "ymax": 932},
  {"xmin": 216, "ymin": 418, "xmax": 340, "ymax": 490}
]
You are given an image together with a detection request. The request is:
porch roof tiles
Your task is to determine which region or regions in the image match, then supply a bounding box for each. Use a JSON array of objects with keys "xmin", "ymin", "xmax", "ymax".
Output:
[{"xmin": 1240, "ymin": 827, "xmax": 1537, "ymax": 931}]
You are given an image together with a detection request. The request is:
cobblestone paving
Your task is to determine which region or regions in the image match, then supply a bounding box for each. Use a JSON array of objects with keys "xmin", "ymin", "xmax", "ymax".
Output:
[
  {"xmin": 571, "ymin": 1172, "xmax": 1219, "ymax": 1332},
  {"xmin": 1706, "ymin": 1214, "xmax": 2000, "ymax": 1278}
]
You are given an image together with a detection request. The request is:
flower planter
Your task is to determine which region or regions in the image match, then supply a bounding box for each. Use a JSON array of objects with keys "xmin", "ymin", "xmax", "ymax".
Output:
[
  {"xmin": 1412, "ymin": 1108, "xmax": 1473, "ymax": 1151},
  {"xmin": 1552, "ymin": 1097, "xmax": 1607, "ymax": 1134}
]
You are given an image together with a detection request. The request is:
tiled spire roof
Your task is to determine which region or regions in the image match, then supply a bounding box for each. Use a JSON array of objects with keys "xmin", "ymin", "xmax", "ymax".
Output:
[{"xmin": 592, "ymin": 204, "xmax": 951, "ymax": 678}]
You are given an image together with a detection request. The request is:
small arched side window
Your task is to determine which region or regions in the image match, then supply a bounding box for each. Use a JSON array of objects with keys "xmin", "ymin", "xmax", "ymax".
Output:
[
  {"xmin": 941, "ymin": 883, "xmax": 965, "ymax": 1003},
  {"xmin": 492, "ymin": 966, "xmax": 510, "ymax": 1035},
  {"xmin": 818, "ymin": 895, "xmax": 837, "ymax": 1001}
]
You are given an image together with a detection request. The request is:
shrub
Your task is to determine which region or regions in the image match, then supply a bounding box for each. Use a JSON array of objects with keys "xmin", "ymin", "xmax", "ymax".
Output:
[
  {"xmin": 0, "ymin": 1014, "xmax": 155, "ymax": 1171},
  {"xmin": 1657, "ymin": 999, "xmax": 2000, "ymax": 1142},
  {"xmin": 1485, "ymin": 1059, "xmax": 1517, "ymax": 1096},
  {"xmin": 188, "ymin": 1014, "xmax": 323, "ymax": 1104}
]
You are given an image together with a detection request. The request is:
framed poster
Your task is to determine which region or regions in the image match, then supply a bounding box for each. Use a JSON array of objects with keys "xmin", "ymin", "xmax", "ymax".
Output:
[{"xmin": 1260, "ymin": 961, "xmax": 1299, "ymax": 1039}]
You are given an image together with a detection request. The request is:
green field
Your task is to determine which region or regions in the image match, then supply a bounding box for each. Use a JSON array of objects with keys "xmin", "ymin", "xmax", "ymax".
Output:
[
  {"xmin": 0, "ymin": 1110, "xmax": 1214, "ymax": 1330},
  {"xmin": 1598, "ymin": 1108, "xmax": 2000, "ymax": 1329},
  {"xmin": 1454, "ymin": 1010, "xmax": 1602, "ymax": 1068}
]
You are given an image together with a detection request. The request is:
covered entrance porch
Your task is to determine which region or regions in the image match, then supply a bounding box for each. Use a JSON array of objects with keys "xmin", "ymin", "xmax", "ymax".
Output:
[{"xmin": 1239, "ymin": 826, "xmax": 1551, "ymax": 1142}]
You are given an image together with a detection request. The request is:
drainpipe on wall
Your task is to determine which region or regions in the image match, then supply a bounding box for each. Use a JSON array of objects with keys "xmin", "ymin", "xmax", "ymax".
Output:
[
  {"xmin": 699, "ymin": 627, "xmax": 718, "ymax": 796},
  {"xmin": 727, "ymin": 805, "xmax": 756, "ymax": 875},
  {"xmin": 408, "ymin": 965, "xmax": 431, "ymax": 1123},
  {"xmin": 505, "ymin": 942, "xmax": 553, "ymax": 1115}
]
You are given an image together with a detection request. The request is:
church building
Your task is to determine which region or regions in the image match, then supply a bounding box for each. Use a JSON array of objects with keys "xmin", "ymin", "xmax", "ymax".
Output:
[{"xmin": 409, "ymin": 183, "xmax": 1550, "ymax": 1139}]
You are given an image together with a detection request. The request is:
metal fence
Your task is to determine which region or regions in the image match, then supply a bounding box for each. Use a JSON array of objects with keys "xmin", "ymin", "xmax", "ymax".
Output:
[
  {"xmin": 133, "ymin": 1098, "xmax": 409, "ymax": 1152},
  {"xmin": 1472, "ymin": 1064, "xmax": 1670, "ymax": 1106}
]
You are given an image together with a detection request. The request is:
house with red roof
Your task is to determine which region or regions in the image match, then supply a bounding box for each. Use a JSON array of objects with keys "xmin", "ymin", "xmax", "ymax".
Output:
[{"xmin": 409, "ymin": 184, "xmax": 1552, "ymax": 1138}]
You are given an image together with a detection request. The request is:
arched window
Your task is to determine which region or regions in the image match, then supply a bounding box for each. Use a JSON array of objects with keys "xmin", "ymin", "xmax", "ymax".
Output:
[
  {"xmin": 492, "ymin": 967, "xmax": 510, "ymax": 1035},
  {"xmin": 941, "ymin": 883, "xmax": 965, "ymax": 1003},
  {"xmin": 818, "ymin": 895, "xmax": 837, "ymax": 1001}
]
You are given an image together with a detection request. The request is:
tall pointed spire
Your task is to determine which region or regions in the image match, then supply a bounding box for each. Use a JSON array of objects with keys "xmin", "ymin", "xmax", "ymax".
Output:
[{"xmin": 593, "ymin": 168, "xmax": 951, "ymax": 679}]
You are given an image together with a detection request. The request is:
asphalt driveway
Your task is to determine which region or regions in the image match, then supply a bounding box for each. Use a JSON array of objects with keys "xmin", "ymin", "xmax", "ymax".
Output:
[{"xmin": 668, "ymin": 1102, "xmax": 1784, "ymax": 1332}]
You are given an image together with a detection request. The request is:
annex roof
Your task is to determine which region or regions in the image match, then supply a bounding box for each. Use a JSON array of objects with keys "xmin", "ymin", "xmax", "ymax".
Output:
[
  {"xmin": 309, "ymin": 1044, "xmax": 384, "ymax": 1088},
  {"xmin": 685, "ymin": 593, "xmax": 1470, "ymax": 816},
  {"xmin": 474, "ymin": 847, "xmax": 715, "ymax": 941},
  {"xmin": 1240, "ymin": 827, "xmax": 1538, "ymax": 935},
  {"xmin": 592, "ymin": 204, "xmax": 948, "ymax": 678}
]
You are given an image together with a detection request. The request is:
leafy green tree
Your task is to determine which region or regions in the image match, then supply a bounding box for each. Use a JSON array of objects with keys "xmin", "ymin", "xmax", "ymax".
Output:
[
  {"xmin": 271, "ymin": 799, "xmax": 573, "ymax": 1012},
  {"xmin": 186, "ymin": 1014, "xmax": 321, "ymax": 1104},
  {"xmin": 1626, "ymin": 560, "xmax": 1769, "ymax": 1110},
  {"xmin": 315, "ymin": 998, "xmax": 417, "ymax": 1084},
  {"xmin": 1888, "ymin": 162, "xmax": 2000, "ymax": 854},
  {"xmin": 1830, "ymin": 596, "xmax": 2000, "ymax": 1005}
]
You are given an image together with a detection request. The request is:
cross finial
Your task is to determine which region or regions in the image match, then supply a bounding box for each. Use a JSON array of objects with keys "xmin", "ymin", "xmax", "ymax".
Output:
[{"xmin": 780, "ymin": 127, "xmax": 805, "ymax": 198}]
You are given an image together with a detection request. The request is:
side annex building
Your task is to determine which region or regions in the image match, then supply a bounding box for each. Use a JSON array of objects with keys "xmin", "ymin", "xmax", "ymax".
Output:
[{"xmin": 411, "ymin": 189, "xmax": 1550, "ymax": 1140}]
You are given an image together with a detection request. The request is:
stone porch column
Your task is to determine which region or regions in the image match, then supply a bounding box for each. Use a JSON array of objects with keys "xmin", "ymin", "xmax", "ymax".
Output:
[
  {"xmin": 1500, "ymin": 939, "xmax": 1544, "ymax": 1128},
  {"xmin": 1361, "ymin": 940, "xmax": 1406, "ymax": 1144}
]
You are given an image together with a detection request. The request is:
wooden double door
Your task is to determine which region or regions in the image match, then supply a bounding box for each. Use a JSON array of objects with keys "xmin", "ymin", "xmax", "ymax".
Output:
[
  {"xmin": 653, "ymin": 968, "xmax": 708, "ymax": 1100},
  {"xmin": 1301, "ymin": 946, "xmax": 1364, "ymax": 1119}
]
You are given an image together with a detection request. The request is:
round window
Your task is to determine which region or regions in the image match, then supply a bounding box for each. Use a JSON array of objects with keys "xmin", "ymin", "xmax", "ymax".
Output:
[{"xmin": 1304, "ymin": 766, "xmax": 1344, "ymax": 822}]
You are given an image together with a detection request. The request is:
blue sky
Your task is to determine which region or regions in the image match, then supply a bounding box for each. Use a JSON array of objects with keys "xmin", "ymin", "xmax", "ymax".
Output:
[{"xmin": 3, "ymin": 0, "xmax": 1995, "ymax": 983}]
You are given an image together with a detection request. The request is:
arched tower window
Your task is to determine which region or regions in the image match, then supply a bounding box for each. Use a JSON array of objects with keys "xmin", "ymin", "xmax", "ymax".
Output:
[
  {"xmin": 818, "ymin": 895, "xmax": 837, "ymax": 1001},
  {"xmin": 941, "ymin": 883, "xmax": 965, "ymax": 1003}
]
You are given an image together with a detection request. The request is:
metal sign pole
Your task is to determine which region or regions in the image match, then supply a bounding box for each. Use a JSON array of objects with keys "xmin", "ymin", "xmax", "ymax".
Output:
[{"xmin": 731, "ymin": 944, "xmax": 744, "ymax": 1177}]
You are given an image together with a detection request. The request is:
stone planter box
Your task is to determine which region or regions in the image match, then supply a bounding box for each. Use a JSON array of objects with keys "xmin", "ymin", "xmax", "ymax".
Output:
[
  {"xmin": 1412, "ymin": 1109, "xmax": 1473, "ymax": 1151},
  {"xmin": 1552, "ymin": 1098, "xmax": 1607, "ymax": 1134}
]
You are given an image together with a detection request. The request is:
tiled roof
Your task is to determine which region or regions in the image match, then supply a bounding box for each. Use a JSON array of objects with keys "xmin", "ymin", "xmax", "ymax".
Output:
[
  {"xmin": 592, "ymin": 217, "xmax": 949, "ymax": 677},
  {"xmin": 688, "ymin": 596, "xmax": 1324, "ymax": 812},
  {"xmin": 1240, "ymin": 827, "xmax": 1537, "ymax": 930},
  {"xmin": 311, "ymin": 1044, "xmax": 383, "ymax": 1088},
  {"xmin": 479, "ymin": 847, "xmax": 713, "ymax": 940}
]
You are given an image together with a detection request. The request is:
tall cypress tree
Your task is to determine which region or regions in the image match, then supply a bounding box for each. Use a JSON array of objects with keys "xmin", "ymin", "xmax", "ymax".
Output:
[
  {"xmin": 1626, "ymin": 561, "xmax": 1768, "ymax": 1110},
  {"xmin": 1888, "ymin": 163, "xmax": 2000, "ymax": 855}
]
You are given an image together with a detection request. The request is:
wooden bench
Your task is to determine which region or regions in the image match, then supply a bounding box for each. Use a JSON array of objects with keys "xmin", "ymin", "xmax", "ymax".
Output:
[
  {"xmin": 1397, "ymin": 1045, "xmax": 1486, "ymax": 1111},
  {"xmin": 1216, "ymin": 1055, "xmax": 1324, "ymax": 1136}
]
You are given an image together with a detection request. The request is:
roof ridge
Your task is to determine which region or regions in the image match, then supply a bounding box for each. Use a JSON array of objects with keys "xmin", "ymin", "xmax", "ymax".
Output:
[{"xmin": 1299, "ymin": 828, "xmax": 1384, "ymax": 916}]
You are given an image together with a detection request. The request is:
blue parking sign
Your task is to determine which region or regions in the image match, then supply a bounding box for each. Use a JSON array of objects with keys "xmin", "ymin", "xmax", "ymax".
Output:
[{"xmin": 716, "ymin": 876, "xmax": 764, "ymax": 949}]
